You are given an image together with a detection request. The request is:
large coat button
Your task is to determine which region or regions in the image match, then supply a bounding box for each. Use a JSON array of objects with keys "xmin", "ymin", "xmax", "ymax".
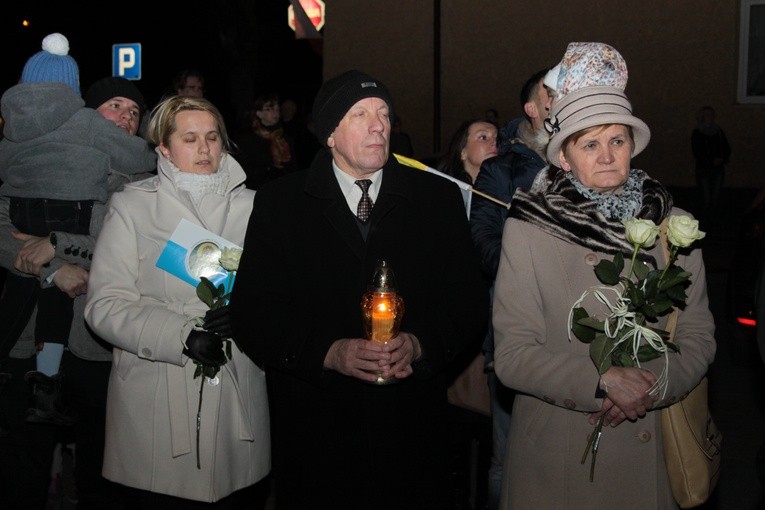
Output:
[
  {"xmin": 141, "ymin": 347, "xmax": 152, "ymax": 357},
  {"xmin": 563, "ymin": 399, "xmax": 577, "ymax": 409},
  {"xmin": 543, "ymin": 395, "xmax": 556, "ymax": 405},
  {"xmin": 584, "ymin": 253, "xmax": 599, "ymax": 266},
  {"xmin": 637, "ymin": 430, "xmax": 652, "ymax": 443}
]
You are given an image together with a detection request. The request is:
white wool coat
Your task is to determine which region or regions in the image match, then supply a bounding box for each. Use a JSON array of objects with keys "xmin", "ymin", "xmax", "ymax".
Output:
[{"xmin": 85, "ymin": 152, "xmax": 269, "ymax": 502}]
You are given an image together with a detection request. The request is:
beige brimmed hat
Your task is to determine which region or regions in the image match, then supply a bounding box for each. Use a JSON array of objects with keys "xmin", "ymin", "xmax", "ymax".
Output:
[{"xmin": 544, "ymin": 42, "xmax": 650, "ymax": 167}]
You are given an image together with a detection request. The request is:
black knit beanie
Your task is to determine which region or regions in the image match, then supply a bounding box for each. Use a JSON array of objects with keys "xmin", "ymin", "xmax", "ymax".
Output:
[
  {"xmin": 84, "ymin": 77, "xmax": 145, "ymax": 116},
  {"xmin": 312, "ymin": 70, "xmax": 394, "ymax": 146}
]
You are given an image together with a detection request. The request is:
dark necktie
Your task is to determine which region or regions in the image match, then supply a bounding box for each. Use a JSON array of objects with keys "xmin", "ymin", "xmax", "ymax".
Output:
[{"xmin": 355, "ymin": 179, "xmax": 374, "ymax": 222}]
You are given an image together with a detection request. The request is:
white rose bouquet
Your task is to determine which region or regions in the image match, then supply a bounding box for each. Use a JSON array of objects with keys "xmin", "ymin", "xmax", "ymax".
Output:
[{"xmin": 569, "ymin": 215, "xmax": 705, "ymax": 481}]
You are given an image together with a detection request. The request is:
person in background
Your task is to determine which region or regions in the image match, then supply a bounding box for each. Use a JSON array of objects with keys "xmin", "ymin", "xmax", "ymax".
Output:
[
  {"xmin": 692, "ymin": 105, "xmax": 731, "ymax": 218},
  {"xmin": 485, "ymin": 108, "xmax": 500, "ymax": 128},
  {"xmin": 85, "ymin": 95, "xmax": 270, "ymax": 509},
  {"xmin": 469, "ymin": 67, "xmax": 552, "ymax": 510},
  {"xmin": 231, "ymin": 69, "xmax": 488, "ymax": 510},
  {"xmin": 0, "ymin": 33, "xmax": 156, "ymax": 427},
  {"xmin": 0, "ymin": 70, "xmax": 156, "ymax": 508},
  {"xmin": 389, "ymin": 115, "xmax": 415, "ymax": 158},
  {"xmin": 280, "ymin": 96, "xmax": 321, "ymax": 169},
  {"xmin": 173, "ymin": 68, "xmax": 205, "ymax": 98},
  {"xmin": 492, "ymin": 42, "xmax": 715, "ymax": 509},
  {"xmin": 437, "ymin": 116, "xmax": 498, "ymax": 507},
  {"xmin": 438, "ymin": 119, "xmax": 498, "ymax": 185},
  {"xmin": 235, "ymin": 92, "xmax": 298, "ymax": 189}
]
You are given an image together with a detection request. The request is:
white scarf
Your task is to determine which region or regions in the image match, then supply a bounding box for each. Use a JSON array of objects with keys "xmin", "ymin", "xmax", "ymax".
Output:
[{"xmin": 169, "ymin": 159, "xmax": 230, "ymax": 203}]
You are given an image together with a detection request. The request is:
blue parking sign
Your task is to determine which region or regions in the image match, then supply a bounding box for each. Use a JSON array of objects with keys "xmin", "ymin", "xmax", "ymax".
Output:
[{"xmin": 113, "ymin": 43, "xmax": 141, "ymax": 80}]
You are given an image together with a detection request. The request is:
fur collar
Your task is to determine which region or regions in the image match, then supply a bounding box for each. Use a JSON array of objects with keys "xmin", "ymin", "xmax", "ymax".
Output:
[{"xmin": 508, "ymin": 168, "xmax": 672, "ymax": 264}]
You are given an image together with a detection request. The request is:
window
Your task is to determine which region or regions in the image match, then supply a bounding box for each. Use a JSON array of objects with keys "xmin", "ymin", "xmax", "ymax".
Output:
[{"xmin": 739, "ymin": 0, "xmax": 765, "ymax": 103}]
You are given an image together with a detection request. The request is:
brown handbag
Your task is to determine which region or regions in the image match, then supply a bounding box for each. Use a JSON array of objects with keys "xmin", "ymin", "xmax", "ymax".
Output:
[{"xmin": 659, "ymin": 220, "xmax": 722, "ymax": 508}]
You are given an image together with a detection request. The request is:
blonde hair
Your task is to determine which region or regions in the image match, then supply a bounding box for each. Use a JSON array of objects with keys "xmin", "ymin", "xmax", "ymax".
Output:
[{"xmin": 147, "ymin": 95, "xmax": 231, "ymax": 152}]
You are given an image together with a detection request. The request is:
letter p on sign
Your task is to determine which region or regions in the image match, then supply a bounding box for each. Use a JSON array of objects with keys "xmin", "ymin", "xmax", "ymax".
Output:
[{"xmin": 113, "ymin": 43, "xmax": 141, "ymax": 80}]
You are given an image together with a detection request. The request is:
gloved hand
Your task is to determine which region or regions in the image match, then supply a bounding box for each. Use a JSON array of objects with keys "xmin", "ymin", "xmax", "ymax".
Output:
[
  {"xmin": 184, "ymin": 330, "xmax": 227, "ymax": 367},
  {"xmin": 203, "ymin": 305, "xmax": 233, "ymax": 338}
]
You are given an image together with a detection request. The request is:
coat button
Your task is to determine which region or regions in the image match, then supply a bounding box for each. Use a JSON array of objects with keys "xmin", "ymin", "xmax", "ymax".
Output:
[
  {"xmin": 584, "ymin": 253, "xmax": 599, "ymax": 266},
  {"xmin": 543, "ymin": 395, "xmax": 556, "ymax": 405},
  {"xmin": 563, "ymin": 399, "xmax": 577, "ymax": 409},
  {"xmin": 637, "ymin": 430, "xmax": 652, "ymax": 443},
  {"xmin": 141, "ymin": 347, "xmax": 152, "ymax": 357}
]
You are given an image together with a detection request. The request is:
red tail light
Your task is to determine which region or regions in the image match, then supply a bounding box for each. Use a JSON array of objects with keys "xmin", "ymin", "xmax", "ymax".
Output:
[{"xmin": 737, "ymin": 317, "xmax": 757, "ymax": 327}]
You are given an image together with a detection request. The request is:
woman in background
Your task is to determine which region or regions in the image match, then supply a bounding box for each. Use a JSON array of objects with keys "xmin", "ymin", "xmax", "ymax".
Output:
[{"xmin": 439, "ymin": 119, "xmax": 498, "ymax": 185}]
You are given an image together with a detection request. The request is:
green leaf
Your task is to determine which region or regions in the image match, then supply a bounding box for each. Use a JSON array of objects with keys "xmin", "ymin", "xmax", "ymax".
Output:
[
  {"xmin": 647, "ymin": 326, "xmax": 670, "ymax": 339},
  {"xmin": 666, "ymin": 342, "xmax": 681, "ymax": 354},
  {"xmin": 633, "ymin": 260, "xmax": 649, "ymax": 280},
  {"xmin": 666, "ymin": 285, "xmax": 688, "ymax": 304},
  {"xmin": 590, "ymin": 334, "xmax": 615, "ymax": 374},
  {"xmin": 616, "ymin": 350, "xmax": 635, "ymax": 367},
  {"xmin": 594, "ymin": 259, "xmax": 620, "ymax": 285},
  {"xmin": 644, "ymin": 272, "xmax": 660, "ymax": 300},
  {"xmin": 196, "ymin": 277, "xmax": 217, "ymax": 308},
  {"xmin": 636, "ymin": 345, "xmax": 662, "ymax": 362},
  {"xmin": 651, "ymin": 294, "xmax": 675, "ymax": 313},
  {"xmin": 641, "ymin": 304, "xmax": 658, "ymax": 319},
  {"xmin": 571, "ymin": 307, "xmax": 597, "ymax": 342},
  {"xmin": 626, "ymin": 281, "xmax": 644, "ymax": 307},
  {"xmin": 613, "ymin": 252, "xmax": 625, "ymax": 275},
  {"xmin": 658, "ymin": 267, "xmax": 691, "ymax": 291},
  {"xmin": 578, "ymin": 317, "xmax": 606, "ymax": 332}
]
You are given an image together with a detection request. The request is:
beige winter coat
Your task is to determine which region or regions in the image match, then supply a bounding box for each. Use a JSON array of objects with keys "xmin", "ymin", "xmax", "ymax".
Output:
[
  {"xmin": 84, "ymin": 152, "xmax": 270, "ymax": 502},
  {"xmin": 493, "ymin": 207, "xmax": 716, "ymax": 509}
]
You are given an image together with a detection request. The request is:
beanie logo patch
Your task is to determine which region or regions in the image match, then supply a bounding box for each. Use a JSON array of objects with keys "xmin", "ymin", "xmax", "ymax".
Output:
[{"xmin": 360, "ymin": 81, "xmax": 378, "ymax": 89}]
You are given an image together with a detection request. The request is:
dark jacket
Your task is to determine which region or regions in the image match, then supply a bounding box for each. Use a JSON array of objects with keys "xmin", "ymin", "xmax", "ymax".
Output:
[
  {"xmin": 232, "ymin": 149, "xmax": 488, "ymax": 510},
  {"xmin": 691, "ymin": 126, "xmax": 731, "ymax": 170},
  {"xmin": 470, "ymin": 117, "xmax": 546, "ymax": 281}
]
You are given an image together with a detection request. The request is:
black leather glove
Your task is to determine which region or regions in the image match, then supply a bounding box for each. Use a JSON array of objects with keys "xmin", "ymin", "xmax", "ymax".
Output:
[
  {"xmin": 203, "ymin": 305, "xmax": 233, "ymax": 338},
  {"xmin": 184, "ymin": 330, "xmax": 227, "ymax": 367}
]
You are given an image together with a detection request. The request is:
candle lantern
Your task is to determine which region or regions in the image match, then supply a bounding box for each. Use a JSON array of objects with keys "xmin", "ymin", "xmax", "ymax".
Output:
[{"xmin": 360, "ymin": 260, "xmax": 405, "ymax": 384}]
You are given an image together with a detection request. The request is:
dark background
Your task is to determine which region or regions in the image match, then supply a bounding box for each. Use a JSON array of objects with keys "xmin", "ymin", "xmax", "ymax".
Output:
[{"xmin": 0, "ymin": 0, "xmax": 324, "ymax": 130}]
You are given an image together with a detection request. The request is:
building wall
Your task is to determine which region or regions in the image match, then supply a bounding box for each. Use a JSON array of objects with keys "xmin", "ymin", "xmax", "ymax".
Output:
[{"xmin": 323, "ymin": 0, "xmax": 765, "ymax": 187}]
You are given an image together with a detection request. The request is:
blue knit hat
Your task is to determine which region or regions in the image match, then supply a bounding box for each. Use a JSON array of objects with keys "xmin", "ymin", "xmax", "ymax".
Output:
[{"xmin": 21, "ymin": 33, "xmax": 80, "ymax": 95}]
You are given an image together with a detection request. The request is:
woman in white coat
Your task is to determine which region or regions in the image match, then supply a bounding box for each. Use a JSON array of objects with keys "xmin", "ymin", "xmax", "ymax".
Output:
[{"xmin": 85, "ymin": 96, "xmax": 270, "ymax": 509}]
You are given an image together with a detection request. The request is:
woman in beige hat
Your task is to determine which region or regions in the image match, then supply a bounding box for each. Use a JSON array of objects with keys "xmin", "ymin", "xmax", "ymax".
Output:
[{"xmin": 491, "ymin": 42, "xmax": 716, "ymax": 508}]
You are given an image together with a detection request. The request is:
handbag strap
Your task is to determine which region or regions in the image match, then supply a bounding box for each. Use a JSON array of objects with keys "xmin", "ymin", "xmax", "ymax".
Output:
[{"xmin": 659, "ymin": 218, "xmax": 678, "ymax": 341}]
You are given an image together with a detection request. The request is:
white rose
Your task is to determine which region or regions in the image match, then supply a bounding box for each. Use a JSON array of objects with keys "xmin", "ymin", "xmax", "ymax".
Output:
[
  {"xmin": 219, "ymin": 247, "xmax": 243, "ymax": 272},
  {"xmin": 667, "ymin": 215, "xmax": 706, "ymax": 248},
  {"xmin": 622, "ymin": 218, "xmax": 660, "ymax": 248}
]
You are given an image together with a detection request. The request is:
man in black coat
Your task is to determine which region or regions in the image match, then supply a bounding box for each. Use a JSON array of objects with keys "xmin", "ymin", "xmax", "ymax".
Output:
[{"xmin": 232, "ymin": 70, "xmax": 488, "ymax": 510}]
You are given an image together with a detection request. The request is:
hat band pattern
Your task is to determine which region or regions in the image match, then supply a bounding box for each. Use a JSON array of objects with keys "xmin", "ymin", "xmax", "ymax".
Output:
[{"xmin": 548, "ymin": 90, "xmax": 633, "ymax": 139}]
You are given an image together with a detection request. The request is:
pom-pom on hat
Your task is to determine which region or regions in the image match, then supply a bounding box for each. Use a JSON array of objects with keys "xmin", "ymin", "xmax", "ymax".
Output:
[
  {"xmin": 544, "ymin": 42, "xmax": 650, "ymax": 168},
  {"xmin": 85, "ymin": 77, "xmax": 145, "ymax": 117},
  {"xmin": 312, "ymin": 70, "xmax": 394, "ymax": 146},
  {"xmin": 21, "ymin": 33, "xmax": 80, "ymax": 96}
]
